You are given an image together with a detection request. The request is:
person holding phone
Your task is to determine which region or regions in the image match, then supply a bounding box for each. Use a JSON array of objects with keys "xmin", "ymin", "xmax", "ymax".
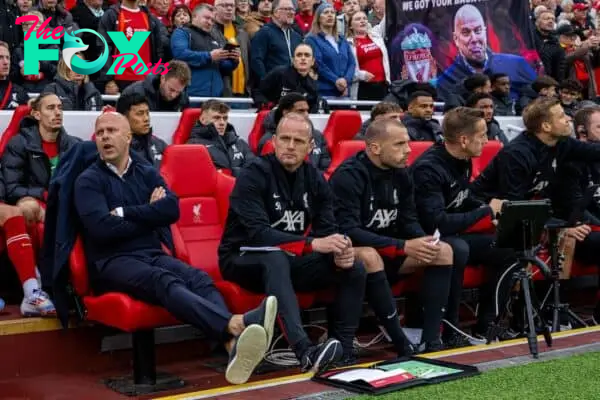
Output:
[{"xmin": 330, "ymin": 118, "xmax": 469, "ymax": 354}]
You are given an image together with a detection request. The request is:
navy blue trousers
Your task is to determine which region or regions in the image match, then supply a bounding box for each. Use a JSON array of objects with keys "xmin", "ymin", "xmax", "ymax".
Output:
[{"xmin": 94, "ymin": 250, "xmax": 232, "ymax": 340}]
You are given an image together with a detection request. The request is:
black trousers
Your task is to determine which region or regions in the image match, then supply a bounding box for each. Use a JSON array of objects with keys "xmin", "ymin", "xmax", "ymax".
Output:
[
  {"xmin": 456, "ymin": 233, "xmax": 518, "ymax": 331},
  {"xmin": 575, "ymin": 231, "xmax": 600, "ymax": 288},
  {"xmin": 93, "ymin": 250, "xmax": 232, "ymax": 340},
  {"xmin": 220, "ymin": 251, "xmax": 366, "ymax": 355}
]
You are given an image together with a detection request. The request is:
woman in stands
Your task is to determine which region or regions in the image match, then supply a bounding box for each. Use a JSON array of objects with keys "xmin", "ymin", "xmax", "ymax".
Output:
[
  {"xmin": 305, "ymin": 3, "xmax": 356, "ymax": 100},
  {"xmin": 254, "ymin": 43, "xmax": 320, "ymax": 112},
  {"xmin": 346, "ymin": 11, "xmax": 390, "ymax": 101},
  {"xmin": 43, "ymin": 57, "xmax": 103, "ymax": 111}
]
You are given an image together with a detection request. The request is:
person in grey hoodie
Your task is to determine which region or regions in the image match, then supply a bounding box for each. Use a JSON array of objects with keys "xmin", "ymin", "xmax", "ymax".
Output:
[{"xmin": 188, "ymin": 100, "xmax": 254, "ymax": 176}]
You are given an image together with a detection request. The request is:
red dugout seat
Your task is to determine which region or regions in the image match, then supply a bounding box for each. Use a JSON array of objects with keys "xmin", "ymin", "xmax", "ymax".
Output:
[
  {"xmin": 247, "ymin": 110, "xmax": 270, "ymax": 155},
  {"xmin": 68, "ymin": 236, "xmax": 181, "ymax": 393},
  {"xmin": 171, "ymin": 108, "xmax": 202, "ymax": 144},
  {"xmin": 471, "ymin": 141, "xmax": 503, "ymax": 179},
  {"xmin": 322, "ymin": 110, "xmax": 363, "ymax": 152},
  {"xmin": 160, "ymin": 145, "xmax": 315, "ymax": 314},
  {"xmin": 0, "ymin": 105, "xmax": 31, "ymax": 155},
  {"xmin": 407, "ymin": 141, "xmax": 433, "ymax": 166},
  {"xmin": 324, "ymin": 140, "xmax": 366, "ymax": 180},
  {"xmin": 261, "ymin": 139, "xmax": 275, "ymax": 155}
]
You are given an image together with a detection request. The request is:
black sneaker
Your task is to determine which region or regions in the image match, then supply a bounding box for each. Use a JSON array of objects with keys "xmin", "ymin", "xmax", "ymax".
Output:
[
  {"xmin": 330, "ymin": 353, "xmax": 358, "ymax": 369},
  {"xmin": 243, "ymin": 296, "xmax": 278, "ymax": 350},
  {"xmin": 416, "ymin": 339, "xmax": 445, "ymax": 354},
  {"xmin": 593, "ymin": 302, "xmax": 600, "ymax": 325},
  {"xmin": 443, "ymin": 332, "xmax": 471, "ymax": 349},
  {"xmin": 301, "ymin": 338, "xmax": 343, "ymax": 373},
  {"xmin": 225, "ymin": 324, "xmax": 268, "ymax": 385}
]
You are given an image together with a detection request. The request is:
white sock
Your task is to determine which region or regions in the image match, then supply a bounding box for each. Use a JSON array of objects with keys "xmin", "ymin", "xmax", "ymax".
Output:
[{"xmin": 23, "ymin": 278, "xmax": 39, "ymax": 298}]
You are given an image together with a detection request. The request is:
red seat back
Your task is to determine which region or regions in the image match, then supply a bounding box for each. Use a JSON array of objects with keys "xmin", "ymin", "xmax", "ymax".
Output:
[
  {"xmin": 69, "ymin": 236, "xmax": 90, "ymax": 296},
  {"xmin": 248, "ymin": 110, "xmax": 270, "ymax": 155},
  {"xmin": 171, "ymin": 108, "xmax": 202, "ymax": 144},
  {"xmin": 472, "ymin": 141, "xmax": 503, "ymax": 179},
  {"xmin": 261, "ymin": 139, "xmax": 275, "ymax": 155},
  {"xmin": 407, "ymin": 141, "xmax": 433, "ymax": 166},
  {"xmin": 324, "ymin": 140, "xmax": 366, "ymax": 180},
  {"xmin": 0, "ymin": 105, "xmax": 31, "ymax": 156},
  {"xmin": 160, "ymin": 145, "xmax": 235, "ymax": 281},
  {"xmin": 322, "ymin": 110, "xmax": 363, "ymax": 152}
]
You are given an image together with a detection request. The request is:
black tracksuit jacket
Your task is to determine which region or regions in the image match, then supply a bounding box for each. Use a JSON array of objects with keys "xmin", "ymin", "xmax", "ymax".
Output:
[
  {"xmin": 410, "ymin": 143, "xmax": 494, "ymax": 236},
  {"xmin": 329, "ymin": 151, "xmax": 425, "ymax": 259},
  {"xmin": 552, "ymin": 160, "xmax": 600, "ymax": 225},
  {"xmin": 472, "ymin": 132, "xmax": 600, "ymax": 205},
  {"xmin": 218, "ymin": 154, "xmax": 337, "ymax": 259}
]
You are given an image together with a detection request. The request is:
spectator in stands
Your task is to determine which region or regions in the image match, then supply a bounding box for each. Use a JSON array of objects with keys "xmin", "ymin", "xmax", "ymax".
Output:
[
  {"xmin": 70, "ymin": 0, "xmax": 107, "ymax": 83},
  {"xmin": 187, "ymin": 100, "xmax": 254, "ymax": 176},
  {"xmin": 14, "ymin": 11, "xmax": 59, "ymax": 94},
  {"xmin": 170, "ymin": 4, "xmax": 192, "ymax": 31},
  {"xmin": 490, "ymin": 73, "xmax": 516, "ymax": 116},
  {"xmin": 466, "ymin": 93, "xmax": 509, "ymax": 145},
  {"xmin": 44, "ymin": 57, "xmax": 103, "ymax": 111},
  {"xmin": 347, "ymin": 11, "xmax": 390, "ymax": 101},
  {"xmin": 402, "ymin": 91, "xmax": 443, "ymax": 142},
  {"xmin": 213, "ymin": 0, "xmax": 251, "ymax": 98},
  {"xmin": 242, "ymin": 0, "xmax": 273, "ymax": 39},
  {"xmin": 411, "ymin": 108, "xmax": 518, "ymax": 339},
  {"xmin": 259, "ymin": 92, "xmax": 331, "ymax": 171},
  {"xmin": 74, "ymin": 111, "xmax": 278, "ymax": 386},
  {"xmin": 518, "ymin": 75, "xmax": 559, "ymax": 114},
  {"xmin": 0, "ymin": 42, "xmax": 29, "ymax": 110},
  {"xmin": 2, "ymin": 93, "xmax": 80, "ymax": 205},
  {"xmin": 571, "ymin": 1, "xmax": 595, "ymax": 40},
  {"xmin": 295, "ymin": 0, "xmax": 315, "ymax": 34},
  {"xmin": 355, "ymin": 101, "xmax": 403, "ymax": 139},
  {"xmin": 0, "ymin": 1, "xmax": 21, "ymax": 53},
  {"xmin": 336, "ymin": 0, "xmax": 360, "ymax": 36},
  {"xmin": 330, "ymin": 118, "xmax": 468, "ymax": 352},
  {"xmin": 443, "ymin": 73, "xmax": 491, "ymax": 113},
  {"xmin": 97, "ymin": 0, "xmax": 170, "ymax": 93},
  {"xmin": 116, "ymin": 92, "xmax": 167, "ymax": 168},
  {"xmin": 534, "ymin": 9, "xmax": 556, "ymax": 52},
  {"xmin": 121, "ymin": 60, "xmax": 191, "ymax": 112},
  {"xmin": 149, "ymin": 0, "xmax": 171, "ymax": 27},
  {"xmin": 16, "ymin": 0, "xmax": 32, "ymax": 14},
  {"xmin": 171, "ymin": 4, "xmax": 239, "ymax": 97},
  {"xmin": 219, "ymin": 112, "xmax": 364, "ymax": 371},
  {"xmin": 368, "ymin": 0, "xmax": 384, "ymax": 26},
  {"xmin": 36, "ymin": 0, "xmax": 79, "ymax": 33},
  {"xmin": 250, "ymin": 0, "xmax": 302, "ymax": 83},
  {"xmin": 0, "ymin": 184, "xmax": 56, "ymax": 316},
  {"xmin": 559, "ymin": 78, "xmax": 584, "ymax": 116},
  {"xmin": 235, "ymin": 0, "xmax": 251, "ymax": 23},
  {"xmin": 255, "ymin": 43, "xmax": 319, "ymax": 111},
  {"xmin": 306, "ymin": 3, "xmax": 355, "ymax": 99}
]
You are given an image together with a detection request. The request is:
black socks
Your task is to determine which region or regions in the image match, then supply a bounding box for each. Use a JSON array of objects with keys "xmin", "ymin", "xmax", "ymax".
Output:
[{"xmin": 421, "ymin": 265, "xmax": 453, "ymax": 343}]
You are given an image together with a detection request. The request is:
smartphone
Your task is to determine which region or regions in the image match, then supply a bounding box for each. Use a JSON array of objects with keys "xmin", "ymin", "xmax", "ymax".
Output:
[{"xmin": 224, "ymin": 42, "xmax": 240, "ymax": 51}]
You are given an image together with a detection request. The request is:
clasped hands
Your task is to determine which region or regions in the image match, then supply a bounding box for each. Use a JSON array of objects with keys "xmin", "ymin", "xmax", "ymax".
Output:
[{"xmin": 311, "ymin": 233, "xmax": 354, "ymax": 269}]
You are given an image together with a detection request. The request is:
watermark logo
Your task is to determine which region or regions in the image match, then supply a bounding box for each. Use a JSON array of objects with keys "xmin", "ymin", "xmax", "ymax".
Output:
[{"xmin": 16, "ymin": 15, "xmax": 170, "ymax": 76}]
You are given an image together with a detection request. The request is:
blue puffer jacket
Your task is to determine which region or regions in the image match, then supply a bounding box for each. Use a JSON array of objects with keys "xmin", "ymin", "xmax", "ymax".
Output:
[
  {"xmin": 171, "ymin": 26, "xmax": 238, "ymax": 97},
  {"xmin": 305, "ymin": 32, "xmax": 355, "ymax": 97}
]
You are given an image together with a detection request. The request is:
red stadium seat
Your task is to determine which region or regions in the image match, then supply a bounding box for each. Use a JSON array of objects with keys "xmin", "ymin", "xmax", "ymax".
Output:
[
  {"xmin": 247, "ymin": 110, "xmax": 270, "ymax": 155},
  {"xmin": 407, "ymin": 141, "xmax": 433, "ymax": 166},
  {"xmin": 68, "ymin": 236, "xmax": 180, "ymax": 392},
  {"xmin": 261, "ymin": 139, "xmax": 275, "ymax": 155},
  {"xmin": 324, "ymin": 140, "xmax": 366, "ymax": 180},
  {"xmin": 471, "ymin": 141, "xmax": 503, "ymax": 179},
  {"xmin": 171, "ymin": 108, "xmax": 202, "ymax": 144},
  {"xmin": 0, "ymin": 105, "xmax": 31, "ymax": 156},
  {"xmin": 160, "ymin": 145, "xmax": 315, "ymax": 314},
  {"xmin": 322, "ymin": 110, "xmax": 363, "ymax": 152}
]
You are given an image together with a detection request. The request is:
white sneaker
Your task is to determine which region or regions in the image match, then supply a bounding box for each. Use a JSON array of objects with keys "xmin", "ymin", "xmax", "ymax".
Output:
[{"xmin": 20, "ymin": 289, "xmax": 56, "ymax": 317}]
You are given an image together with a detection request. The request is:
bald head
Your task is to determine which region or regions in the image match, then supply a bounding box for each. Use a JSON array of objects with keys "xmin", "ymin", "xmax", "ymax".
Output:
[
  {"xmin": 95, "ymin": 111, "xmax": 133, "ymax": 166},
  {"xmin": 365, "ymin": 118, "xmax": 406, "ymax": 144},
  {"xmin": 364, "ymin": 119, "xmax": 411, "ymax": 169},
  {"xmin": 454, "ymin": 4, "xmax": 483, "ymax": 31},
  {"xmin": 276, "ymin": 112, "xmax": 313, "ymax": 138},
  {"xmin": 453, "ymin": 5, "xmax": 487, "ymax": 63}
]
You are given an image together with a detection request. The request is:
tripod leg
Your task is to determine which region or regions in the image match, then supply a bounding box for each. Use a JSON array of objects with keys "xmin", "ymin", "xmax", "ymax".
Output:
[
  {"xmin": 566, "ymin": 308, "xmax": 589, "ymax": 328},
  {"xmin": 521, "ymin": 275, "xmax": 539, "ymax": 358},
  {"xmin": 529, "ymin": 281, "xmax": 553, "ymax": 348},
  {"xmin": 486, "ymin": 275, "xmax": 518, "ymax": 344},
  {"xmin": 552, "ymin": 281, "xmax": 560, "ymax": 332}
]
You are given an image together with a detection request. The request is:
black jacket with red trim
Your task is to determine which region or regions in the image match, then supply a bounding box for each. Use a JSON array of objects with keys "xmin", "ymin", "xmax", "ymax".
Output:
[
  {"xmin": 472, "ymin": 132, "xmax": 600, "ymax": 203},
  {"xmin": 329, "ymin": 151, "xmax": 425, "ymax": 259},
  {"xmin": 218, "ymin": 154, "xmax": 337, "ymax": 259},
  {"xmin": 410, "ymin": 143, "xmax": 493, "ymax": 236}
]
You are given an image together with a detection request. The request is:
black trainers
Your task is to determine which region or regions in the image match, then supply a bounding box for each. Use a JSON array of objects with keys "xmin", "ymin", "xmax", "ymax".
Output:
[
  {"xmin": 300, "ymin": 338, "xmax": 343, "ymax": 373},
  {"xmin": 225, "ymin": 324, "xmax": 268, "ymax": 385},
  {"xmin": 243, "ymin": 296, "xmax": 278, "ymax": 350},
  {"xmin": 330, "ymin": 353, "xmax": 358, "ymax": 369},
  {"xmin": 416, "ymin": 339, "xmax": 445, "ymax": 354},
  {"xmin": 443, "ymin": 332, "xmax": 472, "ymax": 349}
]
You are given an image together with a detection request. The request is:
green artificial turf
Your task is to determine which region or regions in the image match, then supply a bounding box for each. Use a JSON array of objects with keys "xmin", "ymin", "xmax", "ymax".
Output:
[{"xmin": 355, "ymin": 351, "xmax": 600, "ymax": 399}]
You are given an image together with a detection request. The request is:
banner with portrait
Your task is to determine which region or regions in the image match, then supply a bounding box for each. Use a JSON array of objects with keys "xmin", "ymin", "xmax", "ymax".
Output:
[{"xmin": 385, "ymin": 0, "xmax": 541, "ymax": 102}]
